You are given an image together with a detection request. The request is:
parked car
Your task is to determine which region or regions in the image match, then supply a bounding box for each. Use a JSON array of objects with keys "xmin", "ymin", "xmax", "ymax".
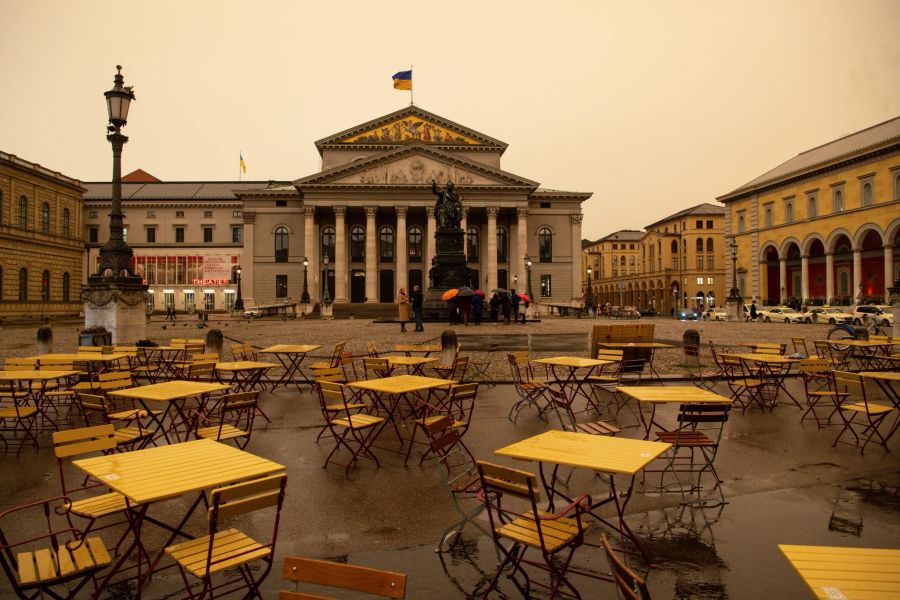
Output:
[
  {"xmin": 678, "ymin": 308, "xmax": 700, "ymax": 321},
  {"xmin": 702, "ymin": 307, "xmax": 727, "ymax": 321},
  {"xmin": 801, "ymin": 306, "xmax": 853, "ymax": 325},
  {"xmin": 853, "ymin": 305, "xmax": 894, "ymax": 327},
  {"xmin": 243, "ymin": 306, "xmax": 260, "ymax": 319},
  {"xmin": 639, "ymin": 308, "xmax": 659, "ymax": 317},
  {"xmin": 758, "ymin": 306, "xmax": 804, "ymax": 323}
]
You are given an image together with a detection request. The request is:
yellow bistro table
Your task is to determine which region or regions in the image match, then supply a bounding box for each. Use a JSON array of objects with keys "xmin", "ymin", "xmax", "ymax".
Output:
[
  {"xmin": 74, "ymin": 438, "xmax": 285, "ymax": 594},
  {"xmin": 386, "ymin": 356, "xmax": 437, "ymax": 376},
  {"xmin": 0, "ymin": 369, "xmax": 80, "ymax": 432},
  {"xmin": 731, "ymin": 353, "xmax": 802, "ymax": 409},
  {"xmin": 779, "ymin": 544, "xmax": 900, "ymax": 599},
  {"xmin": 595, "ymin": 342, "xmax": 673, "ymax": 381},
  {"xmin": 109, "ymin": 380, "xmax": 231, "ymax": 444},
  {"xmin": 495, "ymin": 429, "xmax": 670, "ymax": 564},
  {"xmin": 615, "ymin": 386, "xmax": 733, "ymax": 439},
  {"xmin": 532, "ymin": 356, "xmax": 615, "ymax": 404},
  {"xmin": 215, "ymin": 360, "xmax": 279, "ymax": 392},
  {"xmin": 257, "ymin": 344, "xmax": 322, "ymax": 391},
  {"xmin": 138, "ymin": 346, "xmax": 191, "ymax": 379},
  {"xmin": 32, "ymin": 352, "xmax": 130, "ymax": 378}
]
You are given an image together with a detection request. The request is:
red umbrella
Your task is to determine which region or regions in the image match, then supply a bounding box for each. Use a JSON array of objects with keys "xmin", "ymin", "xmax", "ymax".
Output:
[
  {"xmin": 517, "ymin": 293, "xmax": 532, "ymax": 303},
  {"xmin": 474, "ymin": 289, "xmax": 486, "ymax": 297}
]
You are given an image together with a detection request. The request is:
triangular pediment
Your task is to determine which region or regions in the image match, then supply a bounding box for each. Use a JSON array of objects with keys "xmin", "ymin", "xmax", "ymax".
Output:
[
  {"xmin": 314, "ymin": 106, "xmax": 507, "ymax": 152},
  {"xmin": 294, "ymin": 144, "xmax": 537, "ymax": 188}
]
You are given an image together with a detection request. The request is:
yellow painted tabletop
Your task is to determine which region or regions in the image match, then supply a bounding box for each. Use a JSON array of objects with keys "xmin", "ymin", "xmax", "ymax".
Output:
[
  {"xmin": 495, "ymin": 430, "xmax": 670, "ymax": 475},
  {"xmin": 819, "ymin": 339, "xmax": 899, "ymax": 348},
  {"xmin": 109, "ymin": 380, "xmax": 231, "ymax": 402},
  {"xmin": 141, "ymin": 346, "xmax": 186, "ymax": 352},
  {"xmin": 215, "ymin": 361, "xmax": 279, "ymax": 371},
  {"xmin": 258, "ymin": 344, "xmax": 322, "ymax": 354},
  {"xmin": 859, "ymin": 371, "xmax": 900, "ymax": 383},
  {"xmin": 731, "ymin": 353, "xmax": 800, "ymax": 364},
  {"xmin": 73, "ymin": 439, "xmax": 285, "ymax": 505},
  {"xmin": 0, "ymin": 370, "xmax": 79, "ymax": 381},
  {"xmin": 30, "ymin": 352, "xmax": 130, "ymax": 362},
  {"xmin": 533, "ymin": 356, "xmax": 614, "ymax": 368},
  {"xmin": 779, "ymin": 544, "xmax": 900, "ymax": 600},
  {"xmin": 595, "ymin": 342, "xmax": 673, "ymax": 349},
  {"xmin": 387, "ymin": 356, "xmax": 438, "ymax": 366},
  {"xmin": 349, "ymin": 374, "xmax": 453, "ymax": 394},
  {"xmin": 615, "ymin": 386, "xmax": 733, "ymax": 404},
  {"xmin": 393, "ymin": 344, "xmax": 442, "ymax": 353}
]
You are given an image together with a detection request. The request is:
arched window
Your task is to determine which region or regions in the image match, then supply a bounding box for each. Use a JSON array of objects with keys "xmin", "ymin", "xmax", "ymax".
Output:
[
  {"xmin": 808, "ymin": 196, "xmax": 818, "ymax": 218},
  {"xmin": 612, "ymin": 256, "xmax": 618, "ymax": 267},
  {"xmin": 62, "ymin": 208, "xmax": 70, "ymax": 238},
  {"xmin": 274, "ymin": 226, "xmax": 289, "ymax": 262},
  {"xmin": 18, "ymin": 195, "xmax": 27, "ymax": 229},
  {"xmin": 379, "ymin": 226, "xmax": 394, "ymax": 261},
  {"xmin": 785, "ymin": 201, "xmax": 794, "ymax": 223},
  {"xmin": 670, "ymin": 240, "xmax": 678, "ymax": 253},
  {"xmin": 538, "ymin": 227, "xmax": 552, "ymax": 262},
  {"xmin": 737, "ymin": 213, "xmax": 746, "ymax": 232},
  {"xmin": 350, "ymin": 225, "xmax": 365, "ymax": 261},
  {"xmin": 40, "ymin": 202, "xmax": 50, "ymax": 234},
  {"xmin": 321, "ymin": 226, "xmax": 335, "ymax": 261},
  {"xmin": 41, "ymin": 270, "xmax": 50, "ymax": 301},
  {"xmin": 18, "ymin": 268, "xmax": 27, "ymax": 301},
  {"xmin": 408, "ymin": 226, "xmax": 422, "ymax": 262},
  {"xmin": 62, "ymin": 272, "xmax": 70, "ymax": 302},
  {"xmin": 629, "ymin": 256, "xmax": 635, "ymax": 273},
  {"xmin": 497, "ymin": 227, "xmax": 508, "ymax": 263},
  {"xmin": 466, "ymin": 227, "xmax": 479, "ymax": 262},
  {"xmin": 695, "ymin": 238, "xmax": 704, "ymax": 252},
  {"xmin": 706, "ymin": 237, "xmax": 714, "ymax": 252},
  {"xmin": 861, "ymin": 182, "xmax": 873, "ymax": 207}
]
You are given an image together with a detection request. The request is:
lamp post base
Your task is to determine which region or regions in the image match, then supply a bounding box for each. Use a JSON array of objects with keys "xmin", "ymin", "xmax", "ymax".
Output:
[
  {"xmin": 726, "ymin": 295, "xmax": 744, "ymax": 322},
  {"xmin": 81, "ymin": 279, "xmax": 149, "ymax": 344}
]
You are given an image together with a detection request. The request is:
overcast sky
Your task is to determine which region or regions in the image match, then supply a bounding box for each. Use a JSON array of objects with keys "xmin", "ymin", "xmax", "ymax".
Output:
[{"xmin": 3, "ymin": 0, "xmax": 899, "ymax": 240}]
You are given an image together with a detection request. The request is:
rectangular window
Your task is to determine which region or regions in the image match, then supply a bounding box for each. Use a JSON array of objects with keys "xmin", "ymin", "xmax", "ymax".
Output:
[
  {"xmin": 276, "ymin": 200, "xmax": 287, "ymax": 207},
  {"xmin": 88, "ymin": 227, "xmax": 98, "ymax": 243},
  {"xmin": 629, "ymin": 244, "xmax": 635, "ymax": 250},
  {"xmin": 176, "ymin": 211, "xmax": 184, "ymax": 218},
  {"xmin": 233, "ymin": 210, "xmax": 243, "ymax": 218},
  {"xmin": 696, "ymin": 257, "xmax": 704, "ymax": 269},
  {"xmin": 203, "ymin": 226, "xmax": 213, "ymax": 243},
  {"xmin": 183, "ymin": 291, "xmax": 195, "ymax": 313},
  {"xmin": 706, "ymin": 220, "xmax": 713, "ymax": 229},
  {"xmin": 204, "ymin": 210, "xmax": 213, "ymax": 218},
  {"xmin": 707, "ymin": 256, "xmax": 714, "ymax": 269},
  {"xmin": 707, "ymin": 277, "xmax": 714, "ymax": 285},
  {"xmin": 232, "ymin": 225, "xmax": 242, "ymax": 243},
  {"xmin": 809, "ymin": 196, "xmax": 818, "ymax": 218},
  {"xmin": 696, "ymin": 276, "xmax": 704, "ymax": 285},
  {"xmin": 737, "ymin": 211, "xmax": 746, "ymax": 233},
  {"xmin": 88, "ymin": 210, "xmax": 98, "ymax": 219},
  {"xmin": 146, "ymin": 227, "xmax": 156, "ymax": 243},
  {"xmin": 146, "ymin": 210, "xmax": 155, "ymax": 218},
  {"xmin": 275, "ymin": 275, "xmax": 288, "ymax": 298},
  {"xmin": 540, "ymin": 274, "xmax": 552, "ymax": 298},
  {"xmin": 612, "ymin": 244, "xmax": 617, "ymax": 250},
  {"xmin": 696, "ymin": 220, "xmax": 703, "ymax": 229},
  {"xmin": 175, "ymin": 227, "xmax": 185, "ymax": 243},
  {"xmin": 784, "ymin": 201, "xmax": 794, "ymax": 223}
]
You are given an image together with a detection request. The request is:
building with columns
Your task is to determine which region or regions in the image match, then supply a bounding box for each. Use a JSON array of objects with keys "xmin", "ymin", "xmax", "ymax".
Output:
[
  {"xmin": 84, "ymin": 106, "xmax": 590, "ymax": 312},
  {"xmin": 717, "ymin": 116, "xmax": 900, "ymax": 307}
]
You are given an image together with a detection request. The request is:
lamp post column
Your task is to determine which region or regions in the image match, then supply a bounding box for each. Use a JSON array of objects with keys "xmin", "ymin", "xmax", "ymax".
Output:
[
  {"xmin": 234, "ymin": 266, "xmax": 244, "ymax": 311},
  {"xmin": 301, "ymin": 258, "xmax": 310, "ymax": 304}
]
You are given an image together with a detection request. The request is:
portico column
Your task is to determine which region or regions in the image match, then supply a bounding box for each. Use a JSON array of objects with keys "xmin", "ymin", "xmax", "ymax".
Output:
[
  {"xmin": 779, "ymin": 258, "xmax": 787, "ymax": 301},
  {"xmin": 825, "ymin": 253, "xmax": 834, "ymax": 302},
  {"xmin": 365, "ymin": 206, "xmax": 377, "ymax": 302},
  {"xmin": 571, "ymin": 214, "xmax": 583, "ymax": 303},
  {"xmin": 486, "ymin": 207, "xmax": 498, "ymax": 293},
  {"xmin": 460, "ymin": 207, "xmax": 468, "ymax": 236},
  {"xmin": 396, "ymin": 207, "xmax": 408, "ymax": 294},
  {"xmin": 853, "ymin": 249, "xmax": 863, "ymax": 304},
  {"xmin": 800, "ymin": 255, "xmax": 809, "ymax": 304},
  {"xmin": 242, "ymin": 212, "xmax": 255, "ymax": 302},
  {"xmin": 426, "ymin": 207, "xmax": 436, "ymax": 275},
  {"xmin": 884, "ymin": 246, "xmax": 894, "ymax": 299},
  {"xmin": 303, "ymin": 206, "xmax": 317, "ymax": 302},
  {"xmin": 516, "ymin": 207, "xmax": 528, "ymax": 290},
  {"xmin": 334, "ymin": 206, "xmax": 348, "ymax": 303}
]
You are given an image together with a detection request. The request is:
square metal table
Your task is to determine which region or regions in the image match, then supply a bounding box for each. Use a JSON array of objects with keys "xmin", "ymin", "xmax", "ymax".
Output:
[
  {"xmin": 595, "ymin": 342, "xmax": 673, "ymax": 382},
  {"xmin": 257, "ymin": 344, "xmax": 322, "ymax": 391},
  {"xmin": 0, "ymin": 369, "xmax": 80, "ymax": 432},
  {"xmin": 778, "ymin": 544, "xmax": 900, "ymax": 599},
  {"xmin": 215, "ymin": 360, "xmax": 279, "ymax": 392},
  {"xmin": 532, "ymin": 356, "xmax": 614, "ymax": 405},
  {"xmin": 730, "ymin": 353, "xmax": 802, "ymax": 409},
  {"xmin": 615, "ymin": 386, "xmax": 733, "ymax": 439},
  {"xmin": 386, "ymin": 356, "xmax": 437, "ymax": 376}
]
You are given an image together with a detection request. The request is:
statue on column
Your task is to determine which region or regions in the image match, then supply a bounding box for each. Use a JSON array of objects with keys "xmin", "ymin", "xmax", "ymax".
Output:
[{"xmin": 432, "ymin": 180, "xmax": 462, "ymax": 230}]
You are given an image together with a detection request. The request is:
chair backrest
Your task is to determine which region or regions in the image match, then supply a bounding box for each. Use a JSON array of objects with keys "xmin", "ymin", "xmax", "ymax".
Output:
[
  {"xmin": 77, "ymin": 346, "xmax": 104, "ymax": 354},
  {"xmin": 339, "ymin": 351, "xmax": 358, "ymax": 380},
  {"xmin": 602, "ymin": 532, "xmax": 652, "ymax": 600},
  {"xmin": 363, "ymin": 357, "xmax": 392, "ymax": 379},
  {"xmin": 476, "ymin": 460, "xmax": 538, "ymax": 502},
  {"xmin": 190, "ymin": 352, "xmax": 220, "ymax": 363},
  {"xmin": 833, "ymin": 371, "xmax": 867, "ymax": 399},
  {"xmin": 327, "ymin": 342, "xmax": 347, "ymax": 368},
  {"xmin": 799, "ymin": 357, "xmax": 832, "ymax": 375},
  {"xmin": 447, "ymin": 355, "xmax": 469, "ymax": 381},
  {"xmin": 231, "ymin": 343, "xmax": 245, "ymax": 361},
  {"xmin": 280, "ymin": 556, "xmax": 407, "ymax": 599},
  {"xmin": 170, "ymin": 338, "xmax": 187, "ymax": 348},
  {"xmin": 791, "ymin": 337, "xmax": 809, "ymax": 356},
  {"xmin": 317, "ymin": 381, "xmax": 353, "ymax": 413},
  {"xmin": 3, "ymin": 357, "xmax": 37, "ymax": 370},
  {"xmin": 187, "ymin": 361, "xmax": 217, "ymax": 380},
  {"xmin": 366, "ymin": 341, "xmax": 379, "ymax": 358},
  {"xmin": 753, "ymin": 343, "xmax": 786, "ymax": 355},
  {"xmin": 676, "ymin": 403, "xmax": 730, "ymax": 428},
  {"xmin": 78, "ymin": 393, "xmax": 112, "ymax": 425},
  {"xmin": 52, "ymin": 424, "xmax": 117, "ymax": 459},
  {"xmin": 208, "ymin": 473, "xmax": 287, "ymax": 526},
  {"xmin": 446, "ymin": 382, "xmax": 478, "ymax": 423},
  {"xmin": 312, "ymin": 366, "xmax": 346, "ymax": 384},
  {"xmin": 548, "ymin": 387, "xmax": 576, "ymax": 430},
  {"xmin": 212, "ymin": 391, "xmax": 259, "ymax": 445},
  {"xmin": 97, "ymin": 370, "xmax": 134, "ymax": 393}
]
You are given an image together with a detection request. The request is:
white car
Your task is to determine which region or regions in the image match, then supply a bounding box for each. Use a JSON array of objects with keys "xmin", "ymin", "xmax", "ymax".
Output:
[
  {"xmin": 242, "ymin": 307, "xmax": 260, "ymax": 319},
  {"xmin": 801, "ymin": 307, "xmax": 854, "ymax": 325},
  {"xmin": 758, "ymin": 306, "xmax": 804, "ymax": 323},
  {"xmin": 853, "ymin": 305, "xmax": 894, "ymax": 327},
  {"xmin": 702, "ymin": 307, "xmax": 727, "ymax": 321}
]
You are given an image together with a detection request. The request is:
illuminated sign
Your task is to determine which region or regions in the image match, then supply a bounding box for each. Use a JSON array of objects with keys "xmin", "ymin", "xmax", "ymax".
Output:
[{"xmin": 192, "ymin": 278, "xmax": 229, "ymax": 286}]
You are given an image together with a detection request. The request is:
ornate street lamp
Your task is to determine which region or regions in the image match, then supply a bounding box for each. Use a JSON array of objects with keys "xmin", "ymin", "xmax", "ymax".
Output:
[
  {"xmin": 513, "ymin": 274, "xmax": 518, "ymax": 289},
  {"xmin": 525, "ymin": 256, "xmax": 533, "ymax": 300},
  {"xmin": 727, "ymin": 241, "xmax": 742, "ymax": 301},
  {"xmin": 93, "ymin": 65, "xmax": 138, "ymax": 282},
  {"xmin": 234, "ymin": 265, "xmax": 244, "ymax": 310},
  {"xmin": 322, "ymin": 254, "xmax": 331, "ymax": 305},
  {"xmin": 585, "ymin": 267, "xmax": 593, "ymax": 307},
  {"xmin": 301, "ymin": 257, "xmax": 310, "ymax": 303}
]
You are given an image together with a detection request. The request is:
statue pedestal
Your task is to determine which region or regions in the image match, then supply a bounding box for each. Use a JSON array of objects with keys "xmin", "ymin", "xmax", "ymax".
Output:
[
  {"xmin": 320, "ymin": 302, "xmax": 334, "ymax": 319},
  {"xmin": 81, "ymin": 277, "xmax": 149, "ymax": 344},
  {"xmin": 725, "ymin": 297, "xmax": 743, "ymax": 322}
]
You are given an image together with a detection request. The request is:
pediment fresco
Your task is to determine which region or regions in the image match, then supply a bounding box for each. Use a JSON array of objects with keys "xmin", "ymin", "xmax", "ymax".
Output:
[{"xmin": 341, "ymin": 116, "xmax": 480, "ymax": 145}]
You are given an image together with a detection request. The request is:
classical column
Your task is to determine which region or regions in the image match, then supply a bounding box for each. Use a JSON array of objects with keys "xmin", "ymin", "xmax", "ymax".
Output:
[
  {"xmin": 570, "ymin": 214, "xmax": 583, "ymax": 302},
  {"xmin": 516, "ymin": 207, "xmax": 528, "ymax": 290},
  {"xmin": 334, "ymin": 206, "xmax": 348, "ymax": 303},
  {"xmin": 884, "ymin": 245, "xmax": 894, "ymax": 299},
  {"xmin": 779, "ymin": 258, "xmax": 787, "ymax": 301},
  {"xmin": 460, "ymin": 207, "xmax": 468, "ymax": 236},
  {"xmin": 242, "ymin": 212, "xmax": 255, "ymax": 303},
  {"xmin": 425, "ymin": 207, "xmax": 436, "ymax": 274},
  {"xmin": 395, "ymin": 207, "xmax": 408, "ymax": 295},
  {"xmin": 853, "ymin": 249, "xmax": 862, "ymax": 304},
  {"xmin": 800, "ymin": 255, "xmax": 809, "ymax": 304},
  {"xmin": 486, "ymin": 207, "xmax": 498, "ymax": 293},
  {"xmin": 365, "ymin": 206, "xmax": 377, "ymax": 302},
  {"xmin": 303, "ymin": 206, "xmax": 317, "ymax": 302},
  {"xmin": 825, "ymin": 253, "xmax": 834, "ymax": 302}
]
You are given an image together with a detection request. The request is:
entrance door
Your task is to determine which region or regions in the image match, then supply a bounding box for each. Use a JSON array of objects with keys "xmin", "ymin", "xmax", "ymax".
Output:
[
  {"xmin": 351, "ymin": 270, "xmax": 366, "ymax": 303},
  {"xmin": 498, "ymin": 269, "xmax": 508, "ymax": 290},
  {"xmin": 379, "ymin": 270, "xmax": 394, "ymax": 302},
  {"xmin": 203, "ymin": 292, "xmax": 215, "ymax": 311},
  {"xmin": 409, "ymin": 269, "xmax": 423, "ymax": 292},
  {"xmin": 468, "ymin": 269, "xmax": 479, "ymax": 289}
]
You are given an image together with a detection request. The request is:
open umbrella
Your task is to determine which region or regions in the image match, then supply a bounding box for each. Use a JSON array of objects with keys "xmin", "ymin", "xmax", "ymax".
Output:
[
  {"xmin": 441, "ymin": 288, "xmax": 459, "ymax": 301},
  {"xmin": 474, "ymin": 289, "xmax": 486, "ymax": 297},
  {"xmin": 456, "ymin": 286, "xmax": 476, "ymax": 298},
  {"xmin": 491, "ymin": 288, "xmax": 508, "ymax": 295},
  {"xmin": 517, "ymin": 293, "xmax": 532, "ymax": 304}
]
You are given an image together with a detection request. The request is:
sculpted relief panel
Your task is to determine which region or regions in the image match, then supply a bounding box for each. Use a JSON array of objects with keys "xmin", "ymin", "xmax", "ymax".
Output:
[
  {"xmin": 346, "ymin": 157, "xmax": 494, "ymax": 186},
  {"xmin": 342, "ymin": 117, "xmax": 479, "ymax": 145}
]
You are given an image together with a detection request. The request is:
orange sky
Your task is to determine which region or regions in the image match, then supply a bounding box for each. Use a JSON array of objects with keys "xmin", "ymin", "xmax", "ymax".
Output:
[{"xmin": 2, "ymin": 0, "xmax": 899, "ymax": 239}]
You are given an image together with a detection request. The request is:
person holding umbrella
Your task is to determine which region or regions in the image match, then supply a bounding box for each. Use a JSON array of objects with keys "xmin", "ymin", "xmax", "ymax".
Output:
[
  {"xmin": 510, "ymin": 289, "xmax": 521, "ymax": 324},
  {"xmin": 472, "ymin": 290, "xmax": 484, "ymax": 325}
]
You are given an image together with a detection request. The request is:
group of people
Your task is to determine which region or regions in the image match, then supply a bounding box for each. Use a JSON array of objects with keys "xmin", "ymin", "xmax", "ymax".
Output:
[{"xmin": 396, "ymin": 286, "xmax": 529, "ymax": 331}]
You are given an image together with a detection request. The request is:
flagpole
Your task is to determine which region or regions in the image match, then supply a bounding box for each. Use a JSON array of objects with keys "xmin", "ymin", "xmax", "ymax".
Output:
[
  {"xmin": 239, "ymin": 151, "xmax": 242, "ymax": 182},
  {"xmin": 410, "ymin": 64, "xmax": 414, "ymax": 107}
]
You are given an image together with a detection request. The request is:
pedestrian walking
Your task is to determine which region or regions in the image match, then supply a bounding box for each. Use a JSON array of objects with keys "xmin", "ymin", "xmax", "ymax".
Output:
[
  {"xmin": 397, "ymin": 287, "xmax": 409, "ymax": 332},
  {"xmin": 501, "ymin": 293, "xmax": 512, "ymax": 324},
  {"xmin": 489, "ymin": 293, "xmax": 500, "ymax": 322},
  {"xmin": 510, "ymin": 289, "xmax": 521, "ymax": 324},
  {"xmin": 472, "ymin": 293, "xmax": 484, "ymax": 325},
  {"xmin": 411, "ymin": 284, "xmax": 424, "ymax": 332},
  {"xmin": 748, "ymin": 300, "xmax": 758, "ymax": 322}
]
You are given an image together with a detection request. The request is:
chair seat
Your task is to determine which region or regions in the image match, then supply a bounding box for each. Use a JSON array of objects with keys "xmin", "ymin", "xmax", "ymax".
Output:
[
  {"xmin": 576, "ymin": 421, "xmax": 619, "ymax": 436},
  {"xmin": 310, "ymin": 361, "xmax": 333, "ymax": 370},
  {"xmin": 43, "ymin": 389, "xmax": 76, "ymax": 398},
  {"xmin": 17, "ymin": 537, "xmax": 110, "ymax": 587},
  {"xmin": 808, "ymin": 391, "xmax": 848, "ymax": 397},
  {"xmin": 840, "ymin": 402, "xmax": 894, "ymax": 415},
  {"xmin": 587, "ymin": 375, "xmax": 619, "ymax": 383},
  {"xmin": 0, "ymin": 407, "xmax": 38, "ymax": 418},
  {"xmin": 165, "ymin": 528, "xmax": 269, "ymax": 578},
  {"xmin": 521, "ymin": 381, "xmax": 547, "ymax": 391},
  {"xmin": 114, "ymin": 426, "xmax": 153, "ymax": 445},
  {"xmin": 68, "ymin": 492, "xmax": 129, "ymax": 518},
  {"xmin": 420, "ymin": 414, "xmax": 467, "ymax": 429},
  {"xmin": 656, "ymin": 431, "xmax": 716, "ymax": 446},
  {"xmin": 196, "ymin": 424, "xmax": 248, "ymax": 441},
  {"xmin": 738, "ymin": 378, "xmax": 764, "ymax": 387},
  {"xmin": 451, "ymin": 473, "xmax": 482, "ymax": 494},
  {"xmin": 324, "ymin": 402, "xmax": 366, "ymax": 413},
  {"xmin": 108, "ymin": 408, "xmax": 150, "ymax": 421},
  {"xmin": 495, "ymin": 512, "xmax": 585, "ymax": 552},
  {"xmin": 332, "ymin": 414, "xmax": 384, "ymax": 429}
]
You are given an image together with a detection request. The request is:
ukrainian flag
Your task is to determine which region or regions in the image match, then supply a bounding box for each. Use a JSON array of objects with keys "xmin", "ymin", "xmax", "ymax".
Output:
[
  {"xmin": 392, "ymin": 70, "xmax": 412, "ymax": 91},
  {"xmin": 240, "ymin": 153, "xmax": 247, "ymax": 173}
]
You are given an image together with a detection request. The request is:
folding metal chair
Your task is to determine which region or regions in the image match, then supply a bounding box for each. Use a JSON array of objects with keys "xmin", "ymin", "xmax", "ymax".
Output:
[
  {"xmin": 507, "ymin": 352, "xmax": 550, "ymax": 422},
  {"xmin": 720, "ymin": 354, "xmax": 765, "ymax": 414},
  {"xmin": 602, "ymin": 532, "xmax": 652, "ymax": 600},
  {"xmin": 317, "ymin": 381, "xmax": 385, "ymax": 474},
  {"xmin": 549, "ymin": 387, "xmax": 620, "ymax": 437},
  {"xmin": 280, "ymin": 555, "xmax": 406, "ymax": 599},
  {"xmin": 832, "ymin": 371, "xmax": 896, "ymax": 454},
  {"xmin": 195, "ymin": 391, "xmax": 259, "ymax": 449},
  {"xmin": 310, "ymin": 341, "xmax": 346, "ymax": 370},
  {"xmin": 466, "ymin": 343, "xmax": 499, "ymax": 385},
  {"xmin": 363, "ymin": 357, "xmax": 394, "ymax": 380},
  {"xmin": 433, "ymin": 356, "xmax": 468, "ymax": 382},
  {"xmin": 166, "ymin": 473, "xmax": 287, "ymax": 599},
  {"xmin": 77, "ymin": 392, "xmax": 154, "ymax": 451},
  {"xmin": 791, "ymin": 336, "xmax": 810, "ymax": 357},
  {"xmin": 799, "ymin": 358, "xmax": 846, "ymax": 428},
  {"xmin": 408, "ymin": 383, "xmax": 479, "ymax": 467}
]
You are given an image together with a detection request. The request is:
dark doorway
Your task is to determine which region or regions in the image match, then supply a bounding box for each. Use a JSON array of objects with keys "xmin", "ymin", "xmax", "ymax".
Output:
[
  {"xmin": 409, "ymin": 269, "xmax": 423, "ymax": 292},
  {"xmin": 468, "ymin": 269, "xmax": 479, "ymax": 289},
  {"xmin": 379, "ymin": 269, "xmax": 394, "ymax": 302},
  {"xmin": 351, "ymin": 270, "xmax": 366, "ymax": 303},
  {"xmin": 498, "ymin": 269, "xmax": 508, "ymax": 290}
]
